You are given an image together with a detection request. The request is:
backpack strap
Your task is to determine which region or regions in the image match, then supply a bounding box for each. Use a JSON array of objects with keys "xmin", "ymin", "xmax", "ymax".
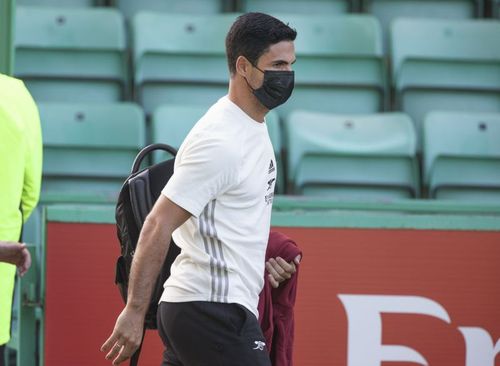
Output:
[
  {"xmin": 129, "ymin": 169, "xmax": 154, "ymax": 230},
  {"xmin": 129, "ymin": 327, "xmax": 147, "ymax": 366},
  {"xmin": 131, "ymin": 143, "xmax": 177, "ymax": 174}
]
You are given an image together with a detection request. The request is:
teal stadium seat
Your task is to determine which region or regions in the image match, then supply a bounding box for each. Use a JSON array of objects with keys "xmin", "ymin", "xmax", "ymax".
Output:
[
  {"xmin": 362, "ymin": 0, "xmax": 482, "ymax": 50},
  {"xmin": 113, "ymin": 0, "xmax": 226, "ymax": 19},
  {"xmin": 285, "ymin": 110, "xmax": 419, "ymax": 199},
  {"xmin": 133, "ymin": 13, "xmax": 238, "ymax": 115},
  {"xmin": 391, "ymin": 18, "xmax": 500, "ymax": 144},
  {"xmin": 273, "ymin": 14, "xmax": 387, "ymax": 119},
  {"xmin": 494, "ymin": 0, "xmax": 500, "ymax": 18},
  {"xmin": 152, "ymin": 104, "xmax": 285, "ymax": 192},
  {"xmin": 238, "ymin": 0, "xmax": 351, "ymax": 14},
  {"xmin": 423, "ymin": 111, "xmax": 500, "ymax": 201},
  {"xmin": 15, "ymin": 6, "xmax": 127, "ymax": 103},
  {"xmin": 17, "ymin": 0, "xmax": 104, "ymax": 6},
  {"xmin": 39, "ymin": 103, "xmax": 145, "ymax": 203}
]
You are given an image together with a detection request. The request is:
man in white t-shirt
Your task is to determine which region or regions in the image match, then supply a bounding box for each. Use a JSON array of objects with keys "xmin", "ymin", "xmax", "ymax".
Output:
[{"xmin": 102, "ymin": 13, "xmax": 297, "ymax": 365}]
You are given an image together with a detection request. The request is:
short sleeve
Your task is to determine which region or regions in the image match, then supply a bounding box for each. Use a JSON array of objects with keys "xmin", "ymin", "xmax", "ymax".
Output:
[{"xmin": 162, "ymin": 135, "xmax": 240, "ymax": 217}]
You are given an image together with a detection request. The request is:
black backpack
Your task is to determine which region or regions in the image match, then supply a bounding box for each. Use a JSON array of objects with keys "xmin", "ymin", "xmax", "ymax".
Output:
[{"xmin": 115, "ymin": 143, "xmax": 181, "ymax": 365}]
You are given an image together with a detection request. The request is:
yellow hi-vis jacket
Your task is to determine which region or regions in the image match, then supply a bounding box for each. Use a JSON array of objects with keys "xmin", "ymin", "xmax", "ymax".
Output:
[{"xmin": 0, "ymin": 74, "xmax": 42, "ymax": 345}]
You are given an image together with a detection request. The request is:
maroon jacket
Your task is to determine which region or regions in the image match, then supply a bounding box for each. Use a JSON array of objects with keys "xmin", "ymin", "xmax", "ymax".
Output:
[{"xmin": 258, "ymin": 231, "xmax": 302, "ymax": 366}]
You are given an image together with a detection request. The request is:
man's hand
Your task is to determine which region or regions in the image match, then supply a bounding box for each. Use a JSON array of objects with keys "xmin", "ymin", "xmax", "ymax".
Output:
[
  {"xmin": 266, "ymin": 255, "xmax": 301, "ymax": 288},
  {"xmin": 101, "ymin": 306, "xmax": 144, "ymax": 365},
  {"xmin": 0, "ymin": 241, "xmax": 32, "ymax": 276}
]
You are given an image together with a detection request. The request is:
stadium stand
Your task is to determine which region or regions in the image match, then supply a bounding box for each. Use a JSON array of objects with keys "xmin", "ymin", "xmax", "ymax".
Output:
[
  {"xmin": 132, "ymin": 12, "xmax": 237, "ymax": 115},
  {"xmin": 423, "ymin": 111, "xmax": 500, "ymax": 201},
  {"xmin": 273, "ymin": 14, "xmax": 387, "ymax": 119},
  {"xmin": 391, "ymin": 18, "xmax": 500, "ymax": 145},
  {"xmin": 38, "ymin": 102, "xmax": 145, "ymax": 203},
  {"xmin": 284, "ymin": 110, "xmax": 419, "ymax": 199},
  {"xmin": 151, "ymin": 104, "xmax": 285, "ymax": 192},
  {"xmin": 362, "ymin": 0, "xmax": 483, "ymax": 50},
  {"xmin": 113, "ymin": 0, "xmax": 227, "ymax": 19},
  {"xmin": 237, "ymin": 0, "xmax": 352, "ymax": 14},
  {"xmin": 14, "ymin": 6, "xmax": 127, "ymax": 103}
]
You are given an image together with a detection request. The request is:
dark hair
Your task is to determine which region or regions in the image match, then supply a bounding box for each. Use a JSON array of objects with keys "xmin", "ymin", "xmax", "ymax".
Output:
[{"xmin": 225, "ymin": 13, "xmax": 297, "ymax": 75}]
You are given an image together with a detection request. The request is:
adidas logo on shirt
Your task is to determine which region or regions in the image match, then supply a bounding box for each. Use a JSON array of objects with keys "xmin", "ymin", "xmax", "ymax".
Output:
[{"xmin": 268, "ymin": 160, "xmax": 275, "ymax": 174}]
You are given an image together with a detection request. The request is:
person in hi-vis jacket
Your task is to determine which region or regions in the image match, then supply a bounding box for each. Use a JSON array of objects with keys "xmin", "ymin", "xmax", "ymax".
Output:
[{"xmin": 0, "ymin": 73, "xmax": 42, "ymax": 365}]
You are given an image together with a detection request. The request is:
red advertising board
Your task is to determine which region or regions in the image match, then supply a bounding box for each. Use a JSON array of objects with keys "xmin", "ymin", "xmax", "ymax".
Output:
[
  {"xmin": 275, "ymin": 227, "xmax": 500, "ymax": 366},
  {"xmin": 45, "ymin": 223, "xmax": 500, "ymax": 366}
]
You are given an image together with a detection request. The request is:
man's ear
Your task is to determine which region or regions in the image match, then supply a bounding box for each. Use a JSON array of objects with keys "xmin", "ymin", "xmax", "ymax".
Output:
[{"xmin": 235, "ymin": 56, "xmax": 251, "ymax": 78}]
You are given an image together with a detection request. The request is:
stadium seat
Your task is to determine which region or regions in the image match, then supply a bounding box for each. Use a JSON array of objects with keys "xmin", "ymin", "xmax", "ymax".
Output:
[
  {"xmin": 113, "ymin": 0, "xmax": 226, "ymax": 19},
  {"xmin": 423, "ymin": 111, "xmax": 500, "ymax": 201},
  {"xmin": 152, "ymin": 104, "xmax": 285, "ymax": 192},
  {"xmin": 15, "ymin": 6, "xmax": 128, "ymax": 103},
  {"xmin": 494, "ymin": 0, "xmax": 500, "ymax": 18},
  {"xmin": 38, "ymin": 103, "xmax": 145, "ymax": 203},
  {"xmin": 132, "ymin": 13, "xmax": 238, "ymax": 115},
  {"xmin": 237, "ymin": 0, "xmax": 351, "ymax": 14},
  {"xmin": 391, "ymin": 18, "xmax": 500, "ymax": 145},
  {"xmin": 362, "ymin": 0, "xmax": 482, "ymax": 50},
  {"xmin": 17, "ymin": 0, "xmax": 104, "ymax": 6},
  {"xmin": 284, "ymin": 110, "xmax": 419, "ymax": 199},
  {"xmin": 273, "ymin": 14, "xmax": 387, "ymax": 119}
]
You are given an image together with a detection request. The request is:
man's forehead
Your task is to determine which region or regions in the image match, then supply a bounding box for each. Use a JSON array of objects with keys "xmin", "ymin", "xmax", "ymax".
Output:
[{"xmin": 262, "ymin": 41, "xmax": 296, "ymax": 61}]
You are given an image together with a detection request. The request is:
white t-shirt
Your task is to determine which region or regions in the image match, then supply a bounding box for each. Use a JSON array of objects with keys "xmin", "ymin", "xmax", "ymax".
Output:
[{"xmin": 160, "ymin": 96, "xmax": 277, "ymax": 318}]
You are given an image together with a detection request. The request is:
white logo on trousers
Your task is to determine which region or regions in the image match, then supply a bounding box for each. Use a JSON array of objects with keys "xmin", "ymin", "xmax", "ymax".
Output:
[{"xmin": 253, "ymin": 341, "xmax": 266, "ymax": 351}]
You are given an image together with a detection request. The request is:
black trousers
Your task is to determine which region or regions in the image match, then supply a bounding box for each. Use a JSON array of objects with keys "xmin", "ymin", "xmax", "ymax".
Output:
[{"xmin": 157, "ymin": 301, "xmax": 271, "ymax": 366}]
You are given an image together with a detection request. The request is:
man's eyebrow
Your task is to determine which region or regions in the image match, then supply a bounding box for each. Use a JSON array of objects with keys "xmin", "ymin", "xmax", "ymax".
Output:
[{"xmin": 273, "ymin": 59, "xmax": 297, "ymax": 65}]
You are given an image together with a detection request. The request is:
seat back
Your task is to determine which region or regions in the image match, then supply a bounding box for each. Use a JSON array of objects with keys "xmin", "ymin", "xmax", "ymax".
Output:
[
  {"xmin": 133, "ymin": 12, "xmax": 237, "ymax": 114},
  {"xmin": 285, "ymin": 110, "xmax": 419, "ymax": 199},
  {"xmin": 391, "ymin": 18, "xmax": 500, "ymax": 139},
  {"xmin": 17, "ymin": 0, "xmax": 103, "ymax": 6},
  {"xmin": 423, "ymin": 111, "xmax": 500, "ymax": 201},
  {"xmin": 238, "ymin": 0, "xmax": 350, "ymax": 14},
  {"xmin": 115, "ymin": 0, "xmax": 224, "ymax": 19},
  {"xmin": 15, "ymin": 6, "xmax": 127, "ymax": 103},
  {"xmin": 273, "ymin": 14, "xmax": 386, "ymax": 118},
  {"xmin": 39, "ymin": 103, "xmax": 145, "ymax": 202},
  {"xmin": 363, "ymin": 0, "xmax": 480, "ymax": 50}
]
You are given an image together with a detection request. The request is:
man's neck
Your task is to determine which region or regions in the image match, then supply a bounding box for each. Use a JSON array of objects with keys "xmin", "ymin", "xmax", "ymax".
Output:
[{"xmin": 228, "ymin": 79, "xmax": 267, "ymax": 123}]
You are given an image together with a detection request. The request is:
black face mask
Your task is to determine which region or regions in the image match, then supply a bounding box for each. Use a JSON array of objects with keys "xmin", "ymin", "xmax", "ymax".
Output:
[{"xmin": 248, "ymin": 65, "xmax": 295, "ymax": 110}]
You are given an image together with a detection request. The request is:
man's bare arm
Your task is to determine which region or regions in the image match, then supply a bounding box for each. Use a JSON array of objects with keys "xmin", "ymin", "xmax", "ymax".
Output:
[{"xmin": 101, "ymin": 195, "xmax": 191, "ymax": 365}]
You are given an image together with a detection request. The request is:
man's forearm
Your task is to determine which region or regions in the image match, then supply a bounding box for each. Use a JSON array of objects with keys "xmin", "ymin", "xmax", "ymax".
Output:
[{"xmin": 126, "ymin": 215, "xmax": 172, "ymax": 314}]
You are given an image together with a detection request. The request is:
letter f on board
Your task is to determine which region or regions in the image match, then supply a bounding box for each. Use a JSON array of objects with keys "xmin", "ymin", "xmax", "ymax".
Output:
[{"xmin": 338, "ymin": 294, "xmax": 451, "ymax": 366}]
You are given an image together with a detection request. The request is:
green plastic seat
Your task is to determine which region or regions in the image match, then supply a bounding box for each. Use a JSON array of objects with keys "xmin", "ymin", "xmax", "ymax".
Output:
[
  {"xmin": 113, "ymin": 0, "xmax": 225, "ymax": 19},
  {"xmin": 391, "ymin": 18, "xmax": 500, "ymax": 145},
  {"xmin": 362, "ymin": 0, "xmax": 482, "ymax": 50},
  {"xmin": 423, "ymin": 111, "xmax": 500, "ymax": 201},
  {"xmin": 39, "ymin": 103, "xmax": 145, "ymax": 203},
  {"xmin": 15, "ymin": 6, "xmax": 127, "ymax": 103},
  {"xmin": 133, "ymin": 12, "xmax": 238, "ymax": 115},
  {"xmin": 285, "ymin": 110, "xmax": 419, "ymax": 199},
  {"xmin": 152, "ymin": 104, "xmax": 285, "ymax": 192},
  {"xmin": 272, "ymin": 14, "xmax": 387, "ymax": 119},
  {"xmin": 17, "ymin": 0, "xmax": 104, "ymax": 6},
  {"xmin": 238, "ymin": 0, "xmax": 350, "ymax": 14}
]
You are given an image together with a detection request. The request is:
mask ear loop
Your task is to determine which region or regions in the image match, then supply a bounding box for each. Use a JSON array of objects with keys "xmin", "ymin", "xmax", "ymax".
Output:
[{"xmin": 243, "ymin": 62, "xmax": 264, "ymax": 92}]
